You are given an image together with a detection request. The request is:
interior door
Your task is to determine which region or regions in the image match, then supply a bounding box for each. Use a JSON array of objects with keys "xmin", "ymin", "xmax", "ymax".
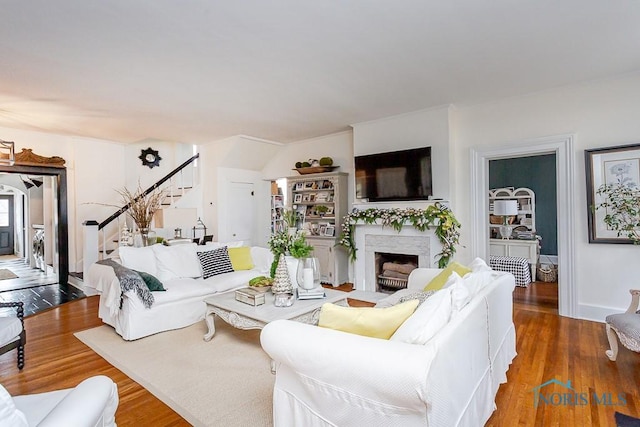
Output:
[
  {"xmin": 227, "ymin": 182, "xmax": 254, "ymax": 244},
  {"xmin": 0, "ymin": 195, "xmax": 15, "ymax": 255}
]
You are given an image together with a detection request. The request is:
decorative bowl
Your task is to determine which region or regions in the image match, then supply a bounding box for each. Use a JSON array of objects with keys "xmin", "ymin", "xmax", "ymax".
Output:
[{"xmin": 293, "ymin": 166, "xmax": 339, "ymax": 175}]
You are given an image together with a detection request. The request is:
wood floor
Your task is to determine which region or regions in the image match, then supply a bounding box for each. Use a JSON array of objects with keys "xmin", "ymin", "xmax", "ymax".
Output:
[{"xmin": 0, "ymin": 285, "xmax": 637, "ymax": 426}]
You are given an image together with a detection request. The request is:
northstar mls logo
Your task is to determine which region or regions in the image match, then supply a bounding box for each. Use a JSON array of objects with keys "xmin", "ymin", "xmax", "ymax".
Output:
[{"xmin": 531, "ymin": 378, "xmax": 627, "ymax": 407}]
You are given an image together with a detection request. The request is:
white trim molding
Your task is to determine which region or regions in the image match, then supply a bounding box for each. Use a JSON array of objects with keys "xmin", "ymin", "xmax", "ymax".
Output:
[{"xmin": 470, "ymin": 134, "xmax": 577, "ymax": 318}]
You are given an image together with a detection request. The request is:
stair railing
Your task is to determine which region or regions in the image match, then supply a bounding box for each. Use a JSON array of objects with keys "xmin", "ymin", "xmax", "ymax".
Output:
[{"xmin": 83, "ymin": 153, "xmax": 200, "ymax": 277}]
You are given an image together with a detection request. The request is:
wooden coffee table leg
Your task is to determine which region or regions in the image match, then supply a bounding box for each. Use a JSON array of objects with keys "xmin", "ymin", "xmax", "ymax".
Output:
[{"xmin": 203, "ymin": 309, "xmax": 216, "ymax": 341}]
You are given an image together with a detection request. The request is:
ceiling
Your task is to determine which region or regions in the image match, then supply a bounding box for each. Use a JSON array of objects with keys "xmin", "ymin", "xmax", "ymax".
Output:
[{"xmin": 0, "ymin": 1, "xmax": 639, "ymax": 145}]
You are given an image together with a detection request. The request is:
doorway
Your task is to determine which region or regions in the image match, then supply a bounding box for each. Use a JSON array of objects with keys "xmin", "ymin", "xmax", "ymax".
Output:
[
  {"xmin": 0, "ymin": 195, "xmax": 14, "ymax": 255},
  {"xmin": 489, "ymin": 155, "xmax": 558, "ymax": 312},
  {"xmin": 470, "ymin": 134, "xmax": 577, "ymax": 318},
  {"xmin": 226, "ymin": 182, "xmax": 255, "ymax": 244}
]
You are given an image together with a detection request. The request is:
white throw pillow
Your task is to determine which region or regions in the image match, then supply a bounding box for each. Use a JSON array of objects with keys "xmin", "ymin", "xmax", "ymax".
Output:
[
  {"xmin": 0, "ymin": 385, "xmax": 28, "ymax": 427},
  {"xmin": 119, "ymin": 246, "xmax": 158, "ymax": 276},
  {"xmin": 469, "ymin": 257, "xmax": 492, "ymax": 273},
  {"xmin": 448, "ymin": 272, "xmax": 474, "ymax": 312},
  {"xmin": 390, "ymin": 287, "xmax": 453, "ymax": 345},
  {"xmin": 152, "ymin": 243, "xmax": 202, "ymax": 281}
]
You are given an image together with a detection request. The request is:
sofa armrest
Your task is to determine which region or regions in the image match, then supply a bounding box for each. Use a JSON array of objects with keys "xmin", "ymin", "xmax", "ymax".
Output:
[
  {"xmin": 17, "ymin": 376, "xmax": 118, "ymax": 427},
  {"xmin": 261, "ymin": 319, "xmax": 434, "ymax": 410}
]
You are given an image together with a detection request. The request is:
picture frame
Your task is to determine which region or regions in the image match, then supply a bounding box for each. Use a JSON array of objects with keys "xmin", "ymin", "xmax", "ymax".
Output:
[
  {"xmin": 319, "ymin": 224, "xmax": 327, "ymax": 236},
  {"xmin": 326, "ymin": 206, "xmax": 334, "ymax": 215},
  {"xmin": 294, "ymin": 194, "xmax": 302, "ymax": 203},
  {"xmin": 585, "ymin": 143, "xmax": 640, "ymax": 243},
  {"xmin": 324, "ymin": 224, "xmax": 335, "ymax": 237},
  {"xmin": 294, "ymin": 182, "xmax": 303, "ymax": 191},
  {"xmin": 302, "ymin": 194, "xmax": 310, "ymax": 202},
  {"xmin": 304, "ymin": 182, "xmax": 315, "ymax": 189}
]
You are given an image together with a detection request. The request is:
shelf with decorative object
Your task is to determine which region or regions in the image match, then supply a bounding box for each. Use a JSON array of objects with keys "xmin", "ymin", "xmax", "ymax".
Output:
[
  {"xmin": 285, "ymin": 171, "xmax": 348, "ymax": 286},
  {"xmin": 488, "ymin": 187, "xmax": 536, "ymax": 239}
]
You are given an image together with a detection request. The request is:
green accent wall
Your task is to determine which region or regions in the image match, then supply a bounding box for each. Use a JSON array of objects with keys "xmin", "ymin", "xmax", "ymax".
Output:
[{"xmin": 489, "ymin": 154, "xmax": 557, "ymax": 256}]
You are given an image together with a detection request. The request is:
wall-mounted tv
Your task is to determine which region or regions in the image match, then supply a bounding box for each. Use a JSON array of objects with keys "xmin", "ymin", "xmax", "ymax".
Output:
[{"xmin": 355, "ymin": 146, "xmax": 432, "ymax": 202}]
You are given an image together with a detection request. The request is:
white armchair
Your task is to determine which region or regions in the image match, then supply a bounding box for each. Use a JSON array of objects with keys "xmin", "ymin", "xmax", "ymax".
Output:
[{"xmin": 1, "ymin": 376, "xmax": 119, "ymax": 427}]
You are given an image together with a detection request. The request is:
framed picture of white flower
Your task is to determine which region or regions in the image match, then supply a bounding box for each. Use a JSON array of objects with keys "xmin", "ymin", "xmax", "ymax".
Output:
[{"xmin": 586, "ymin": 143, "xmax": 640, "ymax": 243}]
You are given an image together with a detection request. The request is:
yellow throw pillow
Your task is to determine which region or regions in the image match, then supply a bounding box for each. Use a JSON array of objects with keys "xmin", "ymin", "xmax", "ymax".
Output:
[
  {"xmin": 318, "ymin": 299, "xmax": 419, "ymax": 339},
  {"xmin": 424, "ymin": 262, "xmax": 471, "ymax": 291},
  {"xmin": 227, "ymin": 247, "xmax": 254, "ymax": 271}
]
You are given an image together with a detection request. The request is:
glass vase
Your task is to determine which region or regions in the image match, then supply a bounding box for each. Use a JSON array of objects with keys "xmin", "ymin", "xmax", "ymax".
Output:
[{"xmin": 296, "ymin": 257, "xmax": 320, "ymax": 290}]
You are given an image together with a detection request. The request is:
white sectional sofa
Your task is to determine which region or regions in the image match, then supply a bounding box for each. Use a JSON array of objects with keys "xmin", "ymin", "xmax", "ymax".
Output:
[
  {"xmin": 260, "ymin": 261, "xmax": 516, "ymax": 427},
  {"xmin": 86, "ymin": 243, "xmax": 273, "ymax": 340}
]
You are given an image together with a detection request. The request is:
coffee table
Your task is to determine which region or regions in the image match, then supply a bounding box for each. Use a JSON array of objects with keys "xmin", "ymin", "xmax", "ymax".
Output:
[{"xmin": 203, "ymin": 288, "xmax": 349, "ymax": 341}]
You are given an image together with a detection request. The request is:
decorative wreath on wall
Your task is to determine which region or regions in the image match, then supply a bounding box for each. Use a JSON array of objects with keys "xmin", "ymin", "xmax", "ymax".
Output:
[
  {"xmin": 139, "ymin": 147, "xmax": 162, "ymax": 168},
  {"xmin": 338, "ymin": 203, "xmax": 461, "ymax": 268}
]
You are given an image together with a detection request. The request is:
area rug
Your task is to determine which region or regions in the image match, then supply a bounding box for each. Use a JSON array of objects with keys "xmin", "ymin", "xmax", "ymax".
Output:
[
  {"xmin": 0, "ymin": 269, "xmax": 18, "ymax": 280},
  {"xmin": 75, "ymin": 321, "xmax": 274, "ymax": 427}
]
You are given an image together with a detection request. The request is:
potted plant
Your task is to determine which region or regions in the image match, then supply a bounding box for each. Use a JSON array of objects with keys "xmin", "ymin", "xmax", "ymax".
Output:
[
  {"xmin": 315, "ymin": 205, "xmax": 329, "ymax": 217},
  {"xmin": 267, "ymin": 230, "xmax": 314, "ymax": 285},
  {"xmin": 281, "ymin": 209, "xmax": 298, "ymax": 235}
]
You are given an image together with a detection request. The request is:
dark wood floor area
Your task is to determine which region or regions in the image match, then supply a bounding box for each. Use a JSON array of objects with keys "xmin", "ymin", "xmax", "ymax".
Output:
[
  {"xmin": 0, "ymin": 284, "xmax": 637, "ymax": 426},
  {"xmin": 0, "ymin": 257, "xmax": 85, "ymax": 316}
]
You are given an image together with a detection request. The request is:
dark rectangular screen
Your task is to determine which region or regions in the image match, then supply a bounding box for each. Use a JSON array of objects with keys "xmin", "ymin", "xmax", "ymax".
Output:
[{"xmin": 355, "ymin": 147, "xmax": 432, "ymax": 202}]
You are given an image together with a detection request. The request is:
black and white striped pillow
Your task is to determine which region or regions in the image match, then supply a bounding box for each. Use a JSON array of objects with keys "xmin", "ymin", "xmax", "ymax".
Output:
[{"xmin": 197, "ymin": 246, "xmax": 234, "ymax": 279}]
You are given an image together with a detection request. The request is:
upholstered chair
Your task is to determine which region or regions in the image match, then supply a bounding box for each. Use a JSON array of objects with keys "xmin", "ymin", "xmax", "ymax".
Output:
[
  {"xmin": 1, "ymin": 375, "xmax": 119, "ymax": 426},
  {"xmin": 605, "ymin": 289, "xmax": 640, "ymax": 361},
  {"xmin": 0, "ymin": 301, "xmax": 26, "ymax": 369}
]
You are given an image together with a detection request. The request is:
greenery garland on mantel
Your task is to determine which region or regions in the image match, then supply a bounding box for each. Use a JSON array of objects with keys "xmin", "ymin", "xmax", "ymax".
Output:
[{"xmin": 338, "ymin": 203, "xmax": 461, "ymax": 268}]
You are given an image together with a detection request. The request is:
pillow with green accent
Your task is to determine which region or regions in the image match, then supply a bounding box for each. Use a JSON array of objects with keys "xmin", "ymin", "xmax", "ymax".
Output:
[
  {"xmin": 227, "ymin": 246, "xmax": 254, "ymax": 271},
  {"xmin": 318, "ymin": 299, "xmax": 419, "ymax": 339},
  {"xmin": 134, "ymin": 270, "xmax": 166, "ymax": 292},
  {"xmin": 423, "ymin": 262, "xmax": 471, "ymax": 291}
]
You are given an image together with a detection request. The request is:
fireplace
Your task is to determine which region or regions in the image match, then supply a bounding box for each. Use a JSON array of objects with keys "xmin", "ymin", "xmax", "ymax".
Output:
[
  {"xmin": 353, "ymin": 223, "xmax": 442, "ymax": 292},
  {"xmin": 375, "ymin": 252, "xmax": 418, "ymax": 293}
]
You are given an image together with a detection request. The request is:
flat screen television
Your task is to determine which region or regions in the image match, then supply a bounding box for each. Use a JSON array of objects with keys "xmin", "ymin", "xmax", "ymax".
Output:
[{"xmin": 355, "ymin": 147, "xmax": 432, "ymax": 202}]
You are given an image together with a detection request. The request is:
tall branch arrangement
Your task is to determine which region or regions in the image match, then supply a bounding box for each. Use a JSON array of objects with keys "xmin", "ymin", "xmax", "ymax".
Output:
[
  {"xmin": 595, "ymin": 183, "xmax": 640, "ymax": 243},
  {"xmin": 338, "ymin": 203, "xmax": 461, "ymax": 268},
  {"xmin": 116, "ymin": 185, "xmax": 167, "ymax": 230}
]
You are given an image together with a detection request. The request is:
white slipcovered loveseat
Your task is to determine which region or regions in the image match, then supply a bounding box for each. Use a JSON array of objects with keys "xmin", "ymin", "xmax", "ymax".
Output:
[
  {"xmin": 86, "ymin": 243, "xmax": 273, "ymax": 340},
  {"xmin": 260, "ymin": 260, "xmax": 516, "ymax": 427}
]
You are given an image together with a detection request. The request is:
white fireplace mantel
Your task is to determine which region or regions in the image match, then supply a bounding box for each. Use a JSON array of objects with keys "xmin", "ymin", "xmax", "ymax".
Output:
[{"xmin": 353, "ymin": 223, "xmax": 443, "ymax": 292}]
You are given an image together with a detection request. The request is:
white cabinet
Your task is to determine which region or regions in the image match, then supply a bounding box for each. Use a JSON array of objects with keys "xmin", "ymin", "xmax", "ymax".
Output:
[
  {"xmin": 286, "ymin": 172, "xmax": 348, "ymax": 286},
  {"xmin": 307, "ymin": 237, "xmax": 348, "ymax": 285},
  {"xmin": 489, "ymin": 238, "xmax": 539, "ymax": 280}
]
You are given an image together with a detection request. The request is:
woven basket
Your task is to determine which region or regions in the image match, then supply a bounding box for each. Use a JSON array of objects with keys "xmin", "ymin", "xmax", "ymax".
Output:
[{"xmin": 536, "ymin": 264, "xmax": 557, "ymax": 283}]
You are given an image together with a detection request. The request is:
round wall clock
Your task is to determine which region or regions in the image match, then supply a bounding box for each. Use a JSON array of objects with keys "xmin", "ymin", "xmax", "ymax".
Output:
[{"xmin": 139, "ymin": 147, "xmax": 161, "ymax": 168}]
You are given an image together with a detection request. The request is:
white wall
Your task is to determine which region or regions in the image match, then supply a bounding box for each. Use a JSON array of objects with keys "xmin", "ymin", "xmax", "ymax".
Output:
[
  {"xmin": 451, "ymin": 72, "xmax": 640, "ymax": 320},
  {"xmin": 351, "ymin": 106, "xmax": 452, "ymax": 201},
  {"xmin": 262, "ymin": 130, "xmax": 355, "ymax": 207}
]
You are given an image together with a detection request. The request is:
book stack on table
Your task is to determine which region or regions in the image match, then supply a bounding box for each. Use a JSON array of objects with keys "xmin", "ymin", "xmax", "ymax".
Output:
[{"xmin": 296, "ymin": 287, "xmax": 326, "ymax": 300}]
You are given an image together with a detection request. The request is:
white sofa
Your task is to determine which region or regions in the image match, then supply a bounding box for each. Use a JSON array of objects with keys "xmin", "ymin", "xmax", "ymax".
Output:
[
  {"xmin": 86, "ymin": 243, "xmax": 273, "ymax": 340},
  {"xmin": 260, "ymin": 263, "xmax": 516, "ymax": 427}
]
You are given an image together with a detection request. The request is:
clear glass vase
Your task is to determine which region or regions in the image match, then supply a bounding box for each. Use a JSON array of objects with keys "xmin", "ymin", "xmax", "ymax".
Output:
[{"xmin": 296, "ymin": 257, "xmax": 320, "ymax": 290}]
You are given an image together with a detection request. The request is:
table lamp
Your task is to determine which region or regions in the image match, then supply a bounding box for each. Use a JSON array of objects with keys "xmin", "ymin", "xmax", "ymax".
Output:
[{"xmin": 493, "ymin": 200, "xmax": 518, "ymax": 239}]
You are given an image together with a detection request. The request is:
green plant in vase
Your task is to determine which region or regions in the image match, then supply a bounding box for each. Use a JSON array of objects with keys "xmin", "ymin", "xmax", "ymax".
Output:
[
  {"xmin": 267, "ymin": 230, "xmax": 313, "ymax": 277},
  {"xmin": 315, "ymin": 205, "xmax": 329, "ymax": 217}
]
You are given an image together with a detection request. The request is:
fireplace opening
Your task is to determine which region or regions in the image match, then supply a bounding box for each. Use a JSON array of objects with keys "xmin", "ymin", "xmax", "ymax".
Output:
[{"xmin": 375, "ymin": 252, "xmax": 418, "ymax": 293}]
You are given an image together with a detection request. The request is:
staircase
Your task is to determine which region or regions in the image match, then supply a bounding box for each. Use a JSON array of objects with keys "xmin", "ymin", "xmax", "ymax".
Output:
[{"xmin": 82, "ymin": 153, "xmax": 200, "ymax": 278}]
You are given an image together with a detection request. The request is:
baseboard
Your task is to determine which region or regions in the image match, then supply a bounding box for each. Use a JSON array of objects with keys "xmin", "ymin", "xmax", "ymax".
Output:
[{"xmin": 577, "ymin": 303, "xmax": 622, "ymax": 323}]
